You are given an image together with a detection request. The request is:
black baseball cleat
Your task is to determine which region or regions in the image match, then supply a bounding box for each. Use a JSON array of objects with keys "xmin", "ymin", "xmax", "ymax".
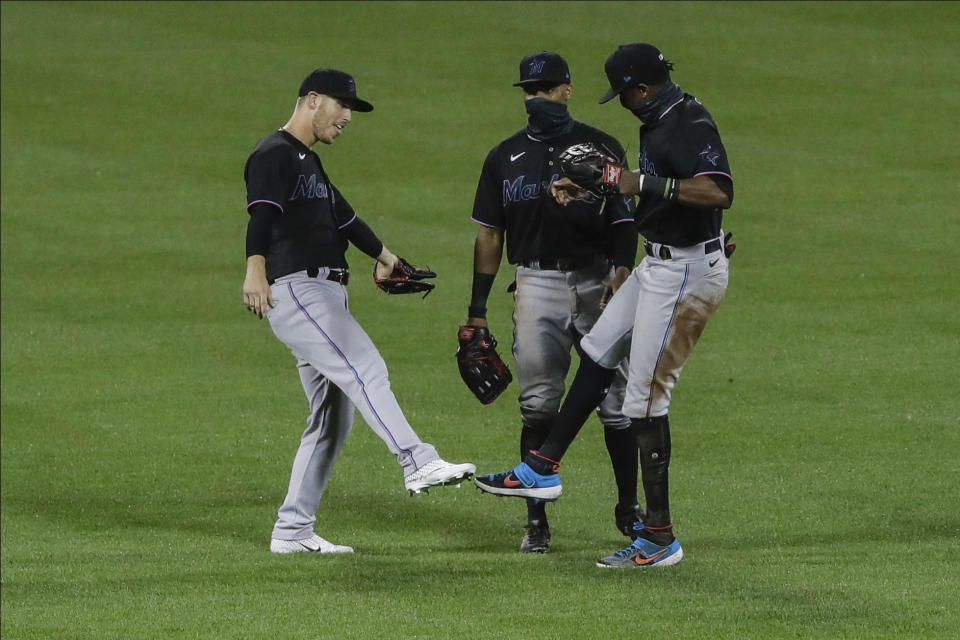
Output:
[
  {"xmin": 519, "ymin": 521, "xmax": 551, "ymax": 554},
  {"xmin": 615, "ymin": 502, "xmax": 646, "ymax": 540}
]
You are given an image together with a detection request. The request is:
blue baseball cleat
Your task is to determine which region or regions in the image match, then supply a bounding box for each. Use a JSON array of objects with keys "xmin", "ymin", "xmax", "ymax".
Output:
[
  {"xmin": 596, "ymin": 535, "xmax": 684, "ymax": 568},
  {"xmin": 474, "ymin": 462, "xmax": 562, "ymax": 501}
]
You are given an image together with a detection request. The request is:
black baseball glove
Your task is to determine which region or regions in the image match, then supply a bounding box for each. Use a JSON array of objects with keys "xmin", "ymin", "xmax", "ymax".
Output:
[
  {"xmin": 374, "ymin": 257, "xmax": 436, "ymax": 298},
  {"xmin": 558, "ymin": 142, "xmax": 624, "ymax": 197},
  {"xmin": 455, "ymin": 325, "xmax": 512, "ymax": 404},
  {"xmin": 723, "ymin": 231, "xmax": 737, "ymax": 258}
]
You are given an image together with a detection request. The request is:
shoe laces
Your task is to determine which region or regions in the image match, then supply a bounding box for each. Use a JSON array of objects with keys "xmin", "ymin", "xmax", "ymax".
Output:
[
  {"xmin": 409, "ymin": 459, "xmax": 445, "ymax": 478},
  {"xmin": 614, "ymin": 537, "xmax": 644, "ymax": 558}
]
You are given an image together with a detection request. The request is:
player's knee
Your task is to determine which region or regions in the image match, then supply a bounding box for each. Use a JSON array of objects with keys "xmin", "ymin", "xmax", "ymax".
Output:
[
  {"xmin": 520, "ymin": 412, "xmax": 555, "ymax": 460},
  {"xmin": 353, "ymin": 359, "xmax": 390, "ymax": 391},
  {"xmin": 600, "ymin": 416, "xmax": 631, "ymax": 431},
  {"xmin": 574, "ymin": 343, "xmax": 618, "ymax": 384},
  {"xmin": 597, "ymin": 387, "xmax": 629, "ymax": 429},
  {"xmin": 520, "ymin": 409, "xmax": 556, "ymax": 435}
]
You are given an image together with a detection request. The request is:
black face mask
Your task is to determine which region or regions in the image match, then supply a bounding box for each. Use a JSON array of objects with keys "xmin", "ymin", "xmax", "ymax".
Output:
[
  {"xmin": 525, "ymin": 97, "xmax": 574, "ymax": 140},
  {"xmin": 630, "ymin": 82, "xmax": 684, "ymax": 123}
]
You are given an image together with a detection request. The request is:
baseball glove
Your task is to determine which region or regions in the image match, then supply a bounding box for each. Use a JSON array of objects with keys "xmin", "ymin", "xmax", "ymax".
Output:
[
  {"xmin": 558, "ymin": 142, "xmax": 624, "ymax": 197},
  {"xmin": 374, "ymin": 257, "xmax": 436, "ymax": 298},
  {"xmin": 723, "ymin": 231, "xmax": 737, "ymax": 258},
  {"xmin": 455, "ymin": 325, "xmax": 512, "ymax": 404}
]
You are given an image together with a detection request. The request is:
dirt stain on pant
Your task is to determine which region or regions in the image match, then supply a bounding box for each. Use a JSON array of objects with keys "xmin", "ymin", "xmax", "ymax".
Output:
[{"xmin": 648, "ymin": 290, "xmax": 725, "ymax": 413}]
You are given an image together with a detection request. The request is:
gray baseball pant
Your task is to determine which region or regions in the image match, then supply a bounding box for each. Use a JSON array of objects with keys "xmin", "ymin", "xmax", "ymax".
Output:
[
  {"xmin": 266, "ymin": 269, "xmax": 439, "ymax": 539},
  {"xmin": 512, "ymin": 262, "xmax": 631, "ymax": 431}
]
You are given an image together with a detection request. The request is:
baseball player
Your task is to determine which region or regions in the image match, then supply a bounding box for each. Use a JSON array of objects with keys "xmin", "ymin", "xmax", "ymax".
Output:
[
  {"xmin": 242, "ymin": 68, "xmax": 475, "ymax": 554},
  {"xmin": 475, "ymin": 43, "xmax": 734, "ymax": 569},
  {"xmin": 465, "ymin": 52, "xmax": 641, "ymax": 553}
]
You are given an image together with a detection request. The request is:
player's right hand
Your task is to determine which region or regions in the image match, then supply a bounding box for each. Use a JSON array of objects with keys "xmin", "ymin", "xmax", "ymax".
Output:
[
  {"xmin": 242, "ymin": 258, "xmax": 274, "ymax": 319},
  {"xmin": 550, "ymin": 177, "xmax": 589, "ymax": 206},
  {"xmin": 242, "ymin": 280, "xmax": 274, "ymax": 319}
]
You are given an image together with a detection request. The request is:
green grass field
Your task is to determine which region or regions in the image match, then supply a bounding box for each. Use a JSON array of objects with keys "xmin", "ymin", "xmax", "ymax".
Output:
[{"xmin": 2, "ymin": 1, "xmax": 958, "ymax": 638}]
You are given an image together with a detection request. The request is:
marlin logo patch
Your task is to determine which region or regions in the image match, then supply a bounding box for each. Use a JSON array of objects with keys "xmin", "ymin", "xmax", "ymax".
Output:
[{"xmin": 698, "ymin": 145, "xmax": 721, "ymax": 167}]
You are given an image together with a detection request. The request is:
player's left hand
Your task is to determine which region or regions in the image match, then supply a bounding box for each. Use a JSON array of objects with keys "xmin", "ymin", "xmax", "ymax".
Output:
[
  {"xmin": 374, "ymin": 249, "xmax": 399, "ymax": 281},
  {"xmin": 374, "ymin": 256, "xmax": 437, "ymax": 297}
]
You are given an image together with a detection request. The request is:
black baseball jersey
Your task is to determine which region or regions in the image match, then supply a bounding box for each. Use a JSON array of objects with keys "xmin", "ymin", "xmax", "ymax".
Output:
[
  {"xmin": 244, "ymin": 130, "xmax": 357, "ymax": 281},
  {"xmin": 472, "ymin": 121, "xmax": 635, "ymax": 265},
  {"xmin": 635, "ymin": 94, "xmax": 733, "ymax": 247}
]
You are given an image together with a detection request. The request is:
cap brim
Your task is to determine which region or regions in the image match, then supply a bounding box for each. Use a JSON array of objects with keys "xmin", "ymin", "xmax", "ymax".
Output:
[
  {"xmin": 329, "ymin": 94, "xmax": 373, "ymax": 112},
  {"xmin": 348, "ymin": 98, "xmax": 374, "ymax": 113},
  {"xmin": 598, "ymin": 86, "xmax": 621, "ymax": 104}
]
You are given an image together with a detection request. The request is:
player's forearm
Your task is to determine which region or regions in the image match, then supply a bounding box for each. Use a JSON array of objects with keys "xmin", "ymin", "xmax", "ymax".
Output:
[
  {"xmin": 246, "ymin": 253, "xmax": 266, "ymax": 269},
  {"xmin": 473, "ymin": 226, "xmax": 503, "ymax": 274},
  {"xmin": 468, "ymin": 227, "xmax": 504, "ymax": 321},
  {"xmin": 376, "ymin": 245, "xmax": 397, "ymax": 266},
  {"xmin": 674, "ymin": 175, "xmax": 732, "ymax": 209},
  {"xmin": 245, "ymin": 254, "xmax": 268, "ymax": 282},
  {"xmin": 341, "ymin": 216, "xmax": 384, "ymax": 259},
  {"xmin": 622, "ymin": 172, "xmax": 732, "ymax": 209}
]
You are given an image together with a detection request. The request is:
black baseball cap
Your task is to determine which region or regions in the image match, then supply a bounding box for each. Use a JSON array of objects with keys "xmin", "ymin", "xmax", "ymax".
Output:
[
  {"xmin": 598, "ymin": 43, "xmax": 673, "ymax": 104},
  {"xmin": 512, "ymin": 51, "xmax": 571, "ymax": 87},
  {"xmin": 298, "ymin": 68, "xmax": 374, "ymax": 112}
]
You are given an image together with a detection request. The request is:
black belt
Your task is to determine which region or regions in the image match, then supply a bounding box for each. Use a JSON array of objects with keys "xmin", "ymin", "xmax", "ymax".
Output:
[
  {"xmin": 644, "ymin": 238, "xmax": 721, "ymax": 260},
  {"xmin": 268, "ymin": 268, "xmax": 349, "ymax": 286},
  {"xmin": 520, "ymin": 257, "xmax": 597, "ymax": 271}
]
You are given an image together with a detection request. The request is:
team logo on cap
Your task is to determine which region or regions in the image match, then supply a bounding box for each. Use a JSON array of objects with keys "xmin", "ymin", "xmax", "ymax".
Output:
[{"xmin": 529, "ymin": 59, "xmax": 546, "ymax": 74}]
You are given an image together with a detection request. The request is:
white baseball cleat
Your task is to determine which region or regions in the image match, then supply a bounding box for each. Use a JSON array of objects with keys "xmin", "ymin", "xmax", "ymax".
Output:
[
  {"xmin": 404, "ymin": 458, "xmax": 476, "ymax": 495},
  {"xmin": 270, "ymin": 534, "xmax": 354, "ymax": 555}
]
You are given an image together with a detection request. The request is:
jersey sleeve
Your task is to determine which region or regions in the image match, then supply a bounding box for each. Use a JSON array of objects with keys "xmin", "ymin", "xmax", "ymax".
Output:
[
  {"xmin": 669, "ymin": 120, "xmax": 733, "ymax": 182},
  {"xmin": 471, "ymin": 148, "xmax": 504, "ymax": 229},
  {"xmin": 598, "ymin": 134, "xmax": 636, "ymax": 226},
  {"xmin": 330, "ymin": 184, "xmax": 358, "ymax": 229},
  {"xmin": 244, "ymin": 144, "xmax": 295, "ymax": 213}
]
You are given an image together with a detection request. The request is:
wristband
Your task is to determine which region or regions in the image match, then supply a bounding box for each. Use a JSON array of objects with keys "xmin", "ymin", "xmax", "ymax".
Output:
[
  {"xmin": 635, "ymin": 172, "xmax": 679, "ymax": 201},
  {"xmin": 469, "ymin": 272, "xmax": 496, "ymax": 319},
  {"xmin": 467, "ymin": 305, "xmax": 487, "ymax": 319}
]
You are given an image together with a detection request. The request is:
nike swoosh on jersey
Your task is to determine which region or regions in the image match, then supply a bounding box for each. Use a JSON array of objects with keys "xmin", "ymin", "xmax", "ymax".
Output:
[
  {"xmin": 299, "ymin": 153, "xmax": 307, "ymax": 160},
  {"xmin": 510, "ymin": 152, "xmax": 526, "ymax": 162},
  {"xmin": 708, "ymin": 258, "xmax": 720, "ymax": 267}
]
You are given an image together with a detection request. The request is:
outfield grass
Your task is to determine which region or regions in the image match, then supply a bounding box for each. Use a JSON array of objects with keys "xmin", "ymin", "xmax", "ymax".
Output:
[{"xmin": 2, "ymin": 2, "xmax": 958, "ymax": 638}]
